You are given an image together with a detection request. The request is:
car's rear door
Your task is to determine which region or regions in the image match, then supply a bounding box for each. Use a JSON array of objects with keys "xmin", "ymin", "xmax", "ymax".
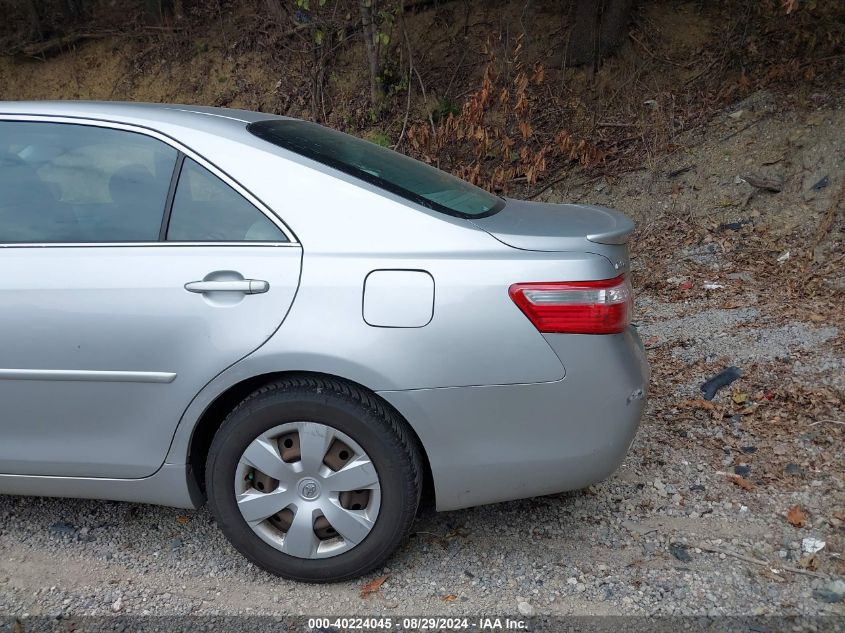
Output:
[{"xmin": 0, "ymin": 118, "xmax": 301, "ymax": 478}]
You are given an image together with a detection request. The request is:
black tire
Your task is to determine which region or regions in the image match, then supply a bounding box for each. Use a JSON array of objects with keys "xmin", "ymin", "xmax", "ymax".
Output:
[{"xmin": 205, "ymin": 374, "xmax": 423, "ymax": 582}]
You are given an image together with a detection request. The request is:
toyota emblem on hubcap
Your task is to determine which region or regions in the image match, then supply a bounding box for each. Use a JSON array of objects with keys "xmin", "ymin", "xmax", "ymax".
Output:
[{"xmin": 298, "ymin": 478, "xmax": 320, "ymax": 500}]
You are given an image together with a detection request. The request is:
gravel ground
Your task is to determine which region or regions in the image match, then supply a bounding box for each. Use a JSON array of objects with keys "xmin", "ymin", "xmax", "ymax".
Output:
[
  {"xmin": 0, "ymin": 393, "xmax": 842, "ymax": 619},
  {"xmin": 0, "ymin": 435, "xmax": 842, "ymax": 619},
  {"xmin": 1, "ymin": 100, "xmax": 843, "ymax": 621}
]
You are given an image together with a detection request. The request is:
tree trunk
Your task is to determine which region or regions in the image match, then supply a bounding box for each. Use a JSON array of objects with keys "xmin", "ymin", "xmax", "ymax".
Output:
[
  {"xmin": 144, "ymin": 0, "xmax": 173, "ymax": 25},
  {"xmin": 564, "ymin": 0, "xmax": 633, "ymax": 68},
  {"xmin": 264, "ymin": 0, "xmax": 286, "ymax": 24},
  {"xmin": 26, "ymin": 0, "xmax": 44, "ymax": 40},
  {"xmin": 565, "ymin": 0, "xmax": 600, "ymax": 67},
  {"xmin": 61, "ymin": 0, "xmax": 84, "ymax": 21},
  {"xmin": 599, "ymin": 0, "xmax": 634, "ymax": 51},
  {"xmin": 144, "ymin": 0, "xmax": 160, "ymax": 24},
  {"xmin": 359, "ymin": 0, "xmax": 384, "ymax": 108}
]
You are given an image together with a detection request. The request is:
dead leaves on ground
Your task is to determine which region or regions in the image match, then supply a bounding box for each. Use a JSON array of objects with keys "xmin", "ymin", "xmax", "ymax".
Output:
[
  {"xmin": 360, "ymin": 574, "xmax": 389, "ymax": 598},
  {"xmin": 798, "ymin": 554, "xmax": 819, "ymax": 571},
  {"xmin": 679, "ymin": 398, "xmax": 716, "ymax": 411},
  {"xmin": 679, "ymin": 397, "xmax": 758, "ymax": 418},
  {"xmin": 728, "ymin": 474, "xmax": 755, "ymax": 491},
  {"xmin": 786, "ymin": 505, "xmax": 807, "ymax": 527},
  {"xmin": 672, "ymin": 381, "xmax": 843, "ymax": 495}
]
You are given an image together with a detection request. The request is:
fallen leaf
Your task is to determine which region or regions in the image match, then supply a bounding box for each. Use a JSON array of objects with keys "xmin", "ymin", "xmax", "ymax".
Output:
[
  {"xmin": 680, "ymin": 399, "xmax": 716, "ymax": 410},
  {"xmin": 360, "ymin": 574, "xmax": 389, "ymax": 597},
  {"xmin": 786, "ymin": 505, "xmax": 806, "ymax": 527},
  {"xmin": 798, "ymin": 554, "xmax": 818, "ymax": 570},
  {"xmin": 442, "ymin": 594, "xmax": 458, "ymax": 602},
  {"xmin": 445, "ymin": 527, "xmax": 471, "ymax": 539},
  {"xmin": 732, "ymin": 391, "xmax": 748, "ymax": 404},
  {"xmin": 728, "ymin": 475, "xmax": 754, "ymax": 491},
  {"xmin": 834, "ymin": 510, "xmax": 845, "ymax": 522},
  {"xmin": 176, "ymin": 515, "xmax": 190, "ymax": 525},
  {"xmin": 680, "ymin": 280, "xmax": 694, "ymax": 290}
]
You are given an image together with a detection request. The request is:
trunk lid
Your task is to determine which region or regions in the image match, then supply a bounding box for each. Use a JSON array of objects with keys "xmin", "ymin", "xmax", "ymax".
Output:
[{"xmin": 470, "ymin": 199, "xmax": 634, "ymax": 252}]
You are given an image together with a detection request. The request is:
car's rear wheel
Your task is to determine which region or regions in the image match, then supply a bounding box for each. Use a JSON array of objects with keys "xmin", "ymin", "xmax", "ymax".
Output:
[{"xmin": 206, "ymin": 375, "xmax": 422, "ymax": 582}]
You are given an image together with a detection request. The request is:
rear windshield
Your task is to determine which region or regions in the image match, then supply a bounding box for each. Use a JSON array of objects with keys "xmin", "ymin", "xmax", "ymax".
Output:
[{"xmin": 247, "ymin": 119, "xmax": 503, "ymax": 219}]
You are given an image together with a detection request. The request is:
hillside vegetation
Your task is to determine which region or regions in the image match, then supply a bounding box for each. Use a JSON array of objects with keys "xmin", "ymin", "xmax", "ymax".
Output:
[{"xmin": 1, "ymin": 0, "xmax": 843, "ymax": 196}]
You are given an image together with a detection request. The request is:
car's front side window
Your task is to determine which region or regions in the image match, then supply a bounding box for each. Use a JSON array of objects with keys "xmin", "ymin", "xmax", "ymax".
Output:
[
  {"xmin": 0, "ymin": 121, "xmax": 177, "ymax": 243},
  {"xmin": 166, "ymin": 158, "xmax": 287, "ymax": 242}
]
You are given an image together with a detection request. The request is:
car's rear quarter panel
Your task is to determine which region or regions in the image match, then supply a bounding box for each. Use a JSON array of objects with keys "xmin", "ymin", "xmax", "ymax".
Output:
[{"xmin": 379, "ymin": 328, "xmax": 649, "ymax": 510}]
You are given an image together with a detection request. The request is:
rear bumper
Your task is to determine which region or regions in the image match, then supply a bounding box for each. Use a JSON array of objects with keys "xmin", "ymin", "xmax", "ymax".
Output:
[{"xmin": 378, "ymin": 327, "xmax": 649, "ymax": 511}]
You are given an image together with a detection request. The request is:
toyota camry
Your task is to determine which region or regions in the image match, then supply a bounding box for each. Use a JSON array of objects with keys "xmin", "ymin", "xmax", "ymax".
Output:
[{"xmin": 0, "ymin": 101, "xmax": 649, "ymax": 582}]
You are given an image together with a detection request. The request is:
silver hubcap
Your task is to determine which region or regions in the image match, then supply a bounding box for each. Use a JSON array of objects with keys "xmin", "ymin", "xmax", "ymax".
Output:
[{"xmin": 234, "ymin": 422, "xmax": 381, "ymax": 559}]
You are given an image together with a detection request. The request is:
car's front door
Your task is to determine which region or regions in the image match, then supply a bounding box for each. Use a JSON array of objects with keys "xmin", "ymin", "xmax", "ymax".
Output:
[{"xmin": 0, "ymin": 119, "xmax": 301, "ymax": 478}]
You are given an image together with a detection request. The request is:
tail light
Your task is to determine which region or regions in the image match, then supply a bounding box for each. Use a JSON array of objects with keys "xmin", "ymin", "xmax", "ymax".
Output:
[{"xmin": 509, "ymin": 274, "xmax": 632, "ymax": 334}]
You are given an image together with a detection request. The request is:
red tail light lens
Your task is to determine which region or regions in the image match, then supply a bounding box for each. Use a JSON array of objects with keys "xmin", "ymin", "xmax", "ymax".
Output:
[{"xmin": 509, "ymin": 274, "xmax": 632, "ymax": 334}]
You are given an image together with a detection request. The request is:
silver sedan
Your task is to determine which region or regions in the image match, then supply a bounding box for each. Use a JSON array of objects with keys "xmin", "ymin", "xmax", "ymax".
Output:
[{"xmin": 0, "ymin": 101, "xmax": 649, "ymax": 582}]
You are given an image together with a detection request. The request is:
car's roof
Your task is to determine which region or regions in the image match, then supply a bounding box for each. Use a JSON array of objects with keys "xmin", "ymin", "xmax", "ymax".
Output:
[{"xmin": 0, "ymin": 100, "xmax": 285, "ymax": 138}]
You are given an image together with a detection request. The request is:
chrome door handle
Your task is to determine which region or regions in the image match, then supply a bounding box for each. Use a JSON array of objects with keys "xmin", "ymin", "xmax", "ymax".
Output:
[{"xmin": 184, "ymin": 279, "xmax": 269, "ymax": 294}]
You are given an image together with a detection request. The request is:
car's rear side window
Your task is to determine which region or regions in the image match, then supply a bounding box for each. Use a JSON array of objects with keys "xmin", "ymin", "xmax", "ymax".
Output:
[
  {"xmin": 166, "ymin": 158, "xmax": 287, "ymax": 242},
  {"xmin": 247, "ymin": 119, "xmax": 504, "ymax": 219},
  {"xmin": 0, "ymin": 121, "xmax": 177, "ymax": 243}
]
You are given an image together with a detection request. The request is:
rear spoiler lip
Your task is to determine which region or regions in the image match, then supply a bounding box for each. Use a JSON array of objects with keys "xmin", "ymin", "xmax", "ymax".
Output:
[
  {"xmin": 471, "ymin": 199, "xmax": 635, "ymax": 248},
  {"xmin": 585, "ymin": 206, "xmax": 635, "ymax": 245}
]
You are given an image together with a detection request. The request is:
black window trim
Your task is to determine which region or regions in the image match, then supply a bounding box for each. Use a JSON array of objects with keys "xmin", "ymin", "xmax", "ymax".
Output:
[
  {"xmin": 159, "ymin": 152, "xmax": 186, "ymax": 241},
  {"xmin": 0, "ymin": 114, "xmax": 299, "ymax": 247}
]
